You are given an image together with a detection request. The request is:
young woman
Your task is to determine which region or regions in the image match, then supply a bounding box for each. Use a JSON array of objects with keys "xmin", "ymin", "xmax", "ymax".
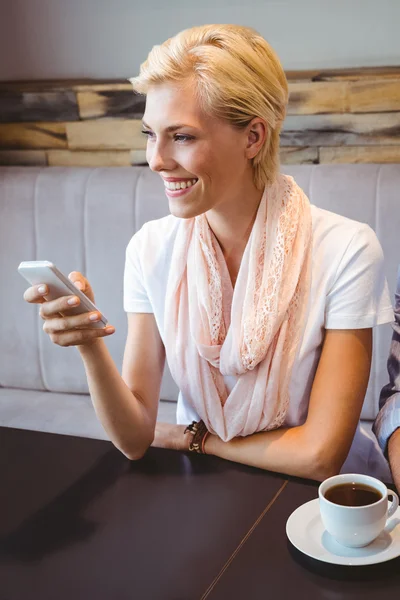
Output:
[{"xmin": 24, "ymin": 25, "xmax": 394, "ymax": 481}]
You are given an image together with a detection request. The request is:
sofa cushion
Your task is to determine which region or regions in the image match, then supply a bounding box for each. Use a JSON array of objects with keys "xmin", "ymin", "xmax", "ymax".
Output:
[
  {"xmin": 0, "ymin": 388, "xmax": 177, "ymax": 438},
  {"xmin": 1, "ymin": 165, "xmax": 399, "ymax": 420}
]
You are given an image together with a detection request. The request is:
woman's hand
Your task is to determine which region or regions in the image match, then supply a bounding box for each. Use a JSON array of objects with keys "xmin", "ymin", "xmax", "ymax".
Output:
[
  {"xmin": 151, "ymin": 422, "xmax": 192, "ymax": 452},
  {"xmin": 23, "ymin": 271, "xmax": 115, "ymax": 348}
]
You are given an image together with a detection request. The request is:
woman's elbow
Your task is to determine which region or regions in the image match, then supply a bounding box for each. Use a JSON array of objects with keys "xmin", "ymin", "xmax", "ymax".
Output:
[
  {"xmin": 294, "ymin": 424, "xmax": 347, "ymax": 481},
  {"xmin": 122, "ymin": 445, "xmax": 150, "ymax": 461},
  {"xmin": 310, "ymin": 444, "xmax": 344, "ymax": 482},
  {"xmin": 115, "ymin": 432, "xmax": 154, "ymax": 461}
]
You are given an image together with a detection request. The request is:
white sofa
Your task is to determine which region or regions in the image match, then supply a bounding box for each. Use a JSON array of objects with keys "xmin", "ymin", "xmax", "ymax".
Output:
[{"xmin": 0, "ymin": 164, "xmax": 399, "ymax": 440}]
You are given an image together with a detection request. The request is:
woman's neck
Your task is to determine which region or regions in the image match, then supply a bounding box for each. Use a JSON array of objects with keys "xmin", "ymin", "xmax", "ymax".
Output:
[
  {"xmin": 205, "ymin": 182, "xmax": 264, "ymax": 286},
  {"xmin": 206, "ymin": 184, "xmax": 263, "ymax": 257}
]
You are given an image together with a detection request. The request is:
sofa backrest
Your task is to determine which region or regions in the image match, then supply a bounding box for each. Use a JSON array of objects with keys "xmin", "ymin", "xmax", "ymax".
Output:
[{"xmin": 1, "ymin": 165, "xmax": 399, "ymax": 420}]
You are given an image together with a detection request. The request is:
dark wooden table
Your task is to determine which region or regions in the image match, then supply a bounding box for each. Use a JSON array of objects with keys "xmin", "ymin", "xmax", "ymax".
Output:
[{"xmin": 0, "ymin": 427, "xmax": 399, "ymax": 600}]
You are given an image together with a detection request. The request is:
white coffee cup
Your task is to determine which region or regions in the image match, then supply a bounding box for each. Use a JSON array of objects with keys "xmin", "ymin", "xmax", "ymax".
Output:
[{"xmin": 318, "ymin": 473, "xmax": 399, "ymax": 548}]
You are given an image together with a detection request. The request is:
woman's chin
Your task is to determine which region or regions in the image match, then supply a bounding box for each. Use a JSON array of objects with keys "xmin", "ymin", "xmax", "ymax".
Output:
[
  {"xmin": 169, "ymin": 203, "xmax": 204, "ymax": 219},
  {"xmin": 168, "ymin": 195, "xmax": 209, "ymax": 219}
]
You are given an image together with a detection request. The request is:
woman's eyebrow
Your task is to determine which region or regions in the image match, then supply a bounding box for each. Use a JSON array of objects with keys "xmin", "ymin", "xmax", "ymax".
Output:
[{"xmin": 142, "ymin": 120, "xmax": 195, "ymax": 132}]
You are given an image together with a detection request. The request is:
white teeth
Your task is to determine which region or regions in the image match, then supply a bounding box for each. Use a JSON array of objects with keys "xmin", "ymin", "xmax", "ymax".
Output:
[{"xmin": 164, "ymin": 178, "xmax": 198, "ymax": 190}]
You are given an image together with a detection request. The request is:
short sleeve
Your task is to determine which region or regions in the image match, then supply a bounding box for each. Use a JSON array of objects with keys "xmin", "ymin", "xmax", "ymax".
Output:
[
  {"xmin": 373, "ymin": 393, "xmax": 400, "ymax": 454},
  {"xmin": 123, "ymin": 232, "xmax": 153, "ymax": 313},
  {"xmin": 325, "ymin": 225, "xmax": 393, "ymax": 329}
]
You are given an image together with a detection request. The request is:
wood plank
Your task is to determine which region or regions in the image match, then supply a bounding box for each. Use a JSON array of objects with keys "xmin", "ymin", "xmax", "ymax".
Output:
[
  {"xmin": 286, "ymin": 66, "xmax": 400, "ymax": 82},
  {"xmin": 320, "ymin": 145, "xmax": 400, "ymax": 163},
  {"xmin": 348, "ymin": 79, "xmax": 400, "ymax": 113},
  {"xmin": 47, "ymin": 149, "xmax": 149, "ymax": 166},
  {"xmin": 316, "ymin": 67, "xmax": 400, "ymax": 81},
  {"xmin": 130, "ymin": 150, "xmax": 147, "ymax": 165},
  {"xmin": 288, "ymin": 81, "xmax": 348, "ymax": 114},
  {"xmin": 77, "ymin": 91, "xmax": 145, "ymax": 119},
  {"xmin": 279, "ymin": 147, "xmax": 318, "ymax": 164},
  {"xmin": 287, "ymin": 78, "xmax": 400, "ymax": 114},
  {"xmin": 71, "ymin": 82, "xmax": 132, "ymax": 92},
  {"xmin": 66, "ymin": 119, "xmax": 145, "ymax": 150},
  {"xmin": 47, "ymin": 150, "xmax": 132, "ymax": 167},
  {"xmin": 0, "ymin": 150, "xmax": 47, "ymax": 166},
  {"xmin": 0, "ymin": 79, "xmax": 132, "ymax": 92},
  {"xmin": 1, "ymin": 67, "xmax": 398, "ymax": 93},
  {"xmin": 281, "ymin": 112, "xmax": 400, "ymax": 146},
  {"xmin": 0, "ymin": 123, "xmax": 67, "ymax": 149},
  {"xmin": 0, "ymin": 91, "xmax": 79, "ymax": 123},
  {"xmin": 285, "ymin": 70, "xmax": 320, "ymax": 83}
]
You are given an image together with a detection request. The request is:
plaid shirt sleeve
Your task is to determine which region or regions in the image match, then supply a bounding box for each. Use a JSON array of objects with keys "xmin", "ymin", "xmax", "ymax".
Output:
[{"xmin": 373, "ymin": 266, "xmax": 400, "ymax": 454}]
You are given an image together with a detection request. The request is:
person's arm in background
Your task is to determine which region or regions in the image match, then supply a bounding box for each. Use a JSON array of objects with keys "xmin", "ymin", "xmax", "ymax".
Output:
[
  {"xmin": 388, "ymin": 429, "xmax": 400, "ymax": 491},
  {"xmin": 373, "ymin": 268, "xmax": 400, "ymax": 491}
]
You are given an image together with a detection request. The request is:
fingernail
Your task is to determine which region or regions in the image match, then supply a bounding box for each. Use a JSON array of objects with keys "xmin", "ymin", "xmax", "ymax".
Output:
[
  {"xmin": 38, "ymin": 285, "xmax": 47, "ymax": 294},
  {"xmin": 105, "ymin": 326, "xmax": 115, "ymax": 334},
  {"xmin": 74, "ymin": 281, "xmax": 83, "ymax": 291},
  {"xmin": 89, "ymin": 313, "xmax": 99, "ymax": 321},
  {"xmin": 67, "ymin": 297, "xmax": 79, "ymax": 306}
]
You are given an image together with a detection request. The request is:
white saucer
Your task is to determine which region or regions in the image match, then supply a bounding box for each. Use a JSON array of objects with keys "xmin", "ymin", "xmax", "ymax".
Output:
[{"xmin": 286, "ymin": 498, "xmax": 400, "ymax": 566}]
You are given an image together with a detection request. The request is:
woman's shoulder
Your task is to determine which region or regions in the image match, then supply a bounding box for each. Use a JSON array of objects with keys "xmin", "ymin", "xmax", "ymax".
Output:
[
  {"xmin": 310, "ymin": 204, "xmax": 379, "ymax": 257},
  {"xmin": 309, "ymin": 205, "xmax": 387, "ymax": 301},
  {"xmin": 311, "ymin": 204, "xmax": 372, "ymax": 235},
  {"xmin": 126, "ymin": 214, "xmax": 181, "ymax": 257}
]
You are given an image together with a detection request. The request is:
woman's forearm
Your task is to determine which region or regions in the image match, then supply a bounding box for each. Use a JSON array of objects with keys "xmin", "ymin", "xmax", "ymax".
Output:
[
  {"xmin": 388, "ymin": 428, "xmax": 400, "ymax": 492},
  {"xmin": 205, "ymin": 425, "xmax": 341, "ymax": 482},
  {"xmin": 78, "ymin": 340, "xmax": 154, "ymax": 459}
]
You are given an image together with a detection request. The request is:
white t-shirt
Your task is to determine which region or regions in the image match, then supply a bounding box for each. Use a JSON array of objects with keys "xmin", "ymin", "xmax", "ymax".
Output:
[{"xmin": 124, "ymin": 205, "xmax": 394, "ymax": 480}]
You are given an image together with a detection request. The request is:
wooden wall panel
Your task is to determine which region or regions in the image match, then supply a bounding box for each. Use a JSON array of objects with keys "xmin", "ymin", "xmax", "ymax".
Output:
[
  {"xmin": 319, "ymin": 146, "xmax": 400, "ymax": 164},
  {"xmin": 0, "ymin": 91, "xmax": 79, "ymax": 123},
  {"xmin": 279, "ymin": 147, "xmax": 318, "ymax": 164},
  {"xmin": 0, "ymin": 80, "xmax": 132, "ymax": 92},
  {"xmin": 0, "ymin": 150, "xmax": 47, "ymax": 166},
  {"xmin": 130, "ymin": 150, "xmax": 147, "ymax": 165},
  {"xmin": 0, "ymin": 68, "xmax": 399, "ymax": 166},
  {"xmin": 288, "ymin": 79, "xmax": 400, "ymax": 115},
  {"xmin": 0, "ymin": 123, "xmax": 67, "ymax": 149},
  {"xmin": 347, "ymin": 79, "xmax": 400, "ymax": 113},
  {"xmin": 284, "ymin": 66, "xmax": 400, "ymax": 82},
  {"xmin": 77, "ymin": 91, "xmax": 145, "ymax": 119},
  {"xmin": 47, "ymin": 149, "xmax": 148, "ymax": 167},
  {"xmin": 66, "ymin": 120, "xmax": 145, "ymax": 150},
  {"xmin": 47, "ymin": 150, "xmax": 132, "ymax": 167},
  {"xmin": 281, "ymin": 113, "xmax": 400, "ymax": 146},
  {"xmin": 287, "ymin": 82, "xmax": 348, "ymax": 115}
]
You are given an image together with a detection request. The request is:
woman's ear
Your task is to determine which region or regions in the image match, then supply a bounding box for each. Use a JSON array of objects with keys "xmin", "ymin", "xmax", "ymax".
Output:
[{"xmin": 245, "ymin": 118, "xmax": 267, "ymax": 159}]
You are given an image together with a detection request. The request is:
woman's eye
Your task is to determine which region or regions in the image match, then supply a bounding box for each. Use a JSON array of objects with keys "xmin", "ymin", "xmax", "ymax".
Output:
[
  {"xmin": 141, "ymin": 130, "xmax": 155, "ymax": 139},
  {"xmin": 141, "ymin": 130, "xmax": 193, "ymax": 143},
  {"xmin": 174, "ymin": 134, "xmax": 194, "ymax": 143}
]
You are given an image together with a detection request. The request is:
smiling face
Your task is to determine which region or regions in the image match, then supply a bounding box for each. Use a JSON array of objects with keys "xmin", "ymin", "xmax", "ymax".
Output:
[{"xmin": 142, "ymin": 82, "xmax": 259, "ymax": 219}]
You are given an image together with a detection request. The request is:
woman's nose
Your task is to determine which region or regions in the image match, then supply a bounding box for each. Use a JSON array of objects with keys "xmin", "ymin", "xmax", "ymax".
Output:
[{"xmin": 147, "ymin": 142, "xmax": 175, "ymax": 173}]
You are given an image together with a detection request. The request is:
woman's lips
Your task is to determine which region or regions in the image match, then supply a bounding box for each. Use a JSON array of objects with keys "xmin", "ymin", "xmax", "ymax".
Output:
[
  {"xmin": 163, "ymin": 178, "xmax": 199, "ymax": 197},
  {"xmin": 164, "ymin": 185, "xmax": 195, "ymax": 198}
]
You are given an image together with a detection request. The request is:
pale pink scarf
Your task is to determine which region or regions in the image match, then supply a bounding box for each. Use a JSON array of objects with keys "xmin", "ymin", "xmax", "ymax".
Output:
[{"xmin": 164, "ymin": 174, "xmax": 313, "ymax": 442}]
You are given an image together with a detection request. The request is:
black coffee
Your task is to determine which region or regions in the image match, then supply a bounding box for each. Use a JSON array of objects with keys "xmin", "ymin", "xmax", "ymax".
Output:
[{"xmin": 324, "ymin": 483, "xmax": 382, "ymax": 507}]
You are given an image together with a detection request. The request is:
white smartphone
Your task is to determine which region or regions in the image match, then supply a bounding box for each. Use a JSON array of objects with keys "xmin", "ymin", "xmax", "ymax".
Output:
[{"xmin": 18, "ymin": 260, "xmax": 108, "ymax": 329}]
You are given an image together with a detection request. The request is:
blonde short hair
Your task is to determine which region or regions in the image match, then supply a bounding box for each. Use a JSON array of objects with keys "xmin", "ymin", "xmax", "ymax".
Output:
[{"xmin": 130, "ymin": 24, "xmax": 288, "ymax": 189}]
